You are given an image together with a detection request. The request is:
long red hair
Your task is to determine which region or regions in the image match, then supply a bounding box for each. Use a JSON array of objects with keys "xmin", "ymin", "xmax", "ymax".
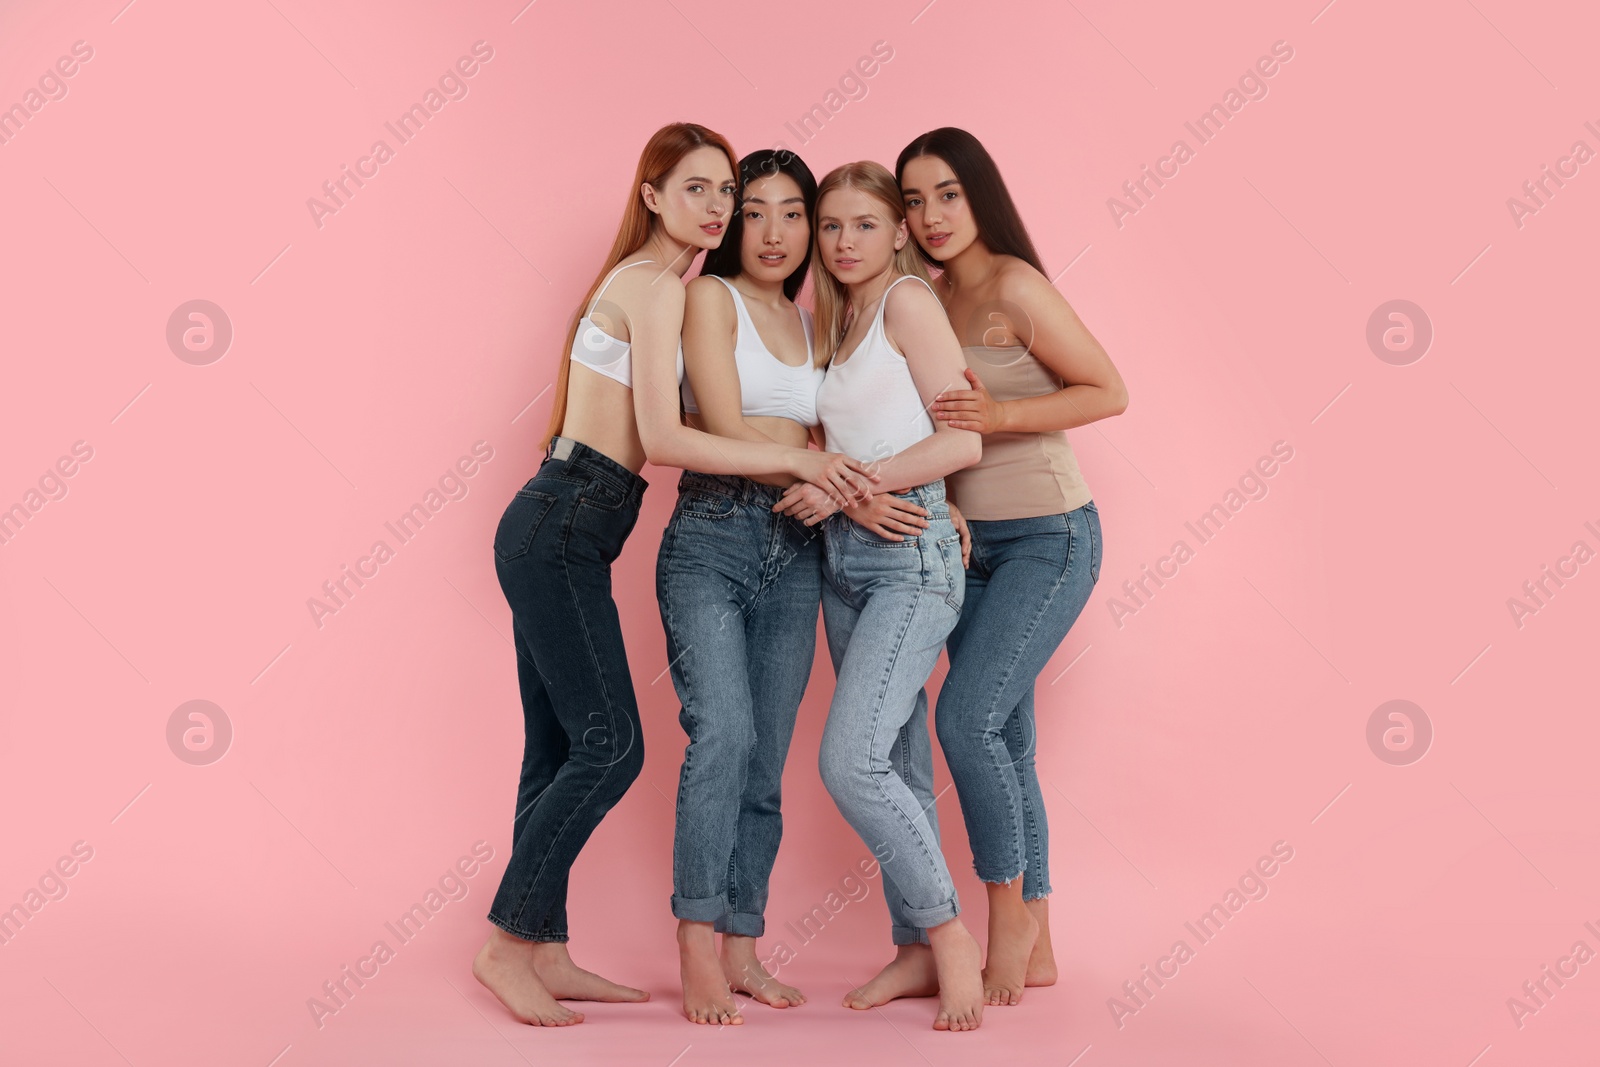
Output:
[{"xmin": 540, "ymin": 122, "xmax": 739, "ymax": 450}]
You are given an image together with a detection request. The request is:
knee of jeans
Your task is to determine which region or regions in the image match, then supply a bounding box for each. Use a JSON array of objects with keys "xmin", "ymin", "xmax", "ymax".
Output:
[
  {"xmin": 934, "ymin": 708, "xmax": 984, "ymax": 753},
  {"xmin": 583, "ymin": 724, "xmax": 644, "ymax": 786},
  {"xmin": 689, "ymin": 708, "xmax": 756, "ymax": 760},
  {"xmin": 817, "ymin": 738, "xmax": 867, "ymax": 803}
]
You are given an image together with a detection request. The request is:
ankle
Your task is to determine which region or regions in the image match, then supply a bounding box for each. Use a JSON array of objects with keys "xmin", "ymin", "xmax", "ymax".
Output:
[{"xmin": 677, "ymin": 920, "xmax": 716, "ymax": 951}]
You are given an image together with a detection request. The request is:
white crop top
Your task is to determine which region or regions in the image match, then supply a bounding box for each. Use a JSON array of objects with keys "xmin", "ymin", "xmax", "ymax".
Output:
[
  {"xmin": 814, "ymin": 275, "xmax": 938, "ymax": 463},
  {"xmin": 680, "ymin": 276, "xmax": 825, "ymax": 426},
  {"xmin": 570, "ymin": 260, "xmax": 685, "ymax": 388}
]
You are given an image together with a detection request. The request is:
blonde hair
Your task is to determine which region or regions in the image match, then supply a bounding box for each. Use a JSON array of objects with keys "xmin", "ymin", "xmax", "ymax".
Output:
[{"xmin": 810, "ymin": 161, "xmax": 932, "ymax": 360}]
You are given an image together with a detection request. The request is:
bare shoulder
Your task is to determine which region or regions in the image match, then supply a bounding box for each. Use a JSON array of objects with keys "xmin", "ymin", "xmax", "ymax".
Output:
[
  {"xmin": 883, "ymin": 274, "xmax": 944, "ymax": 325},
  {"xmin": 683, "ymin": 274, "xmax": 737, "ymax": 337},
  {"xmin": 609, "ymin": 258, "xmax": 686, "ymax": 316},
  {"xmin": 996, "ymin": 256, "xmax": 1067, "ymax": 309}
]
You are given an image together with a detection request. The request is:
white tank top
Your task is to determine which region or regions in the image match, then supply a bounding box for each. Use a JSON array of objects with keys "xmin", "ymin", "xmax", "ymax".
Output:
[
  {"xmin": 680, "ymin": 276, "xmax": 825, "ymax": 426},
  {"xmin": 815, "ymin": 275, "xmax": 938, "ymax": 463},
  {"xmin": 569, "ymin": 260, "xmax": 685, "ymax": 388}
]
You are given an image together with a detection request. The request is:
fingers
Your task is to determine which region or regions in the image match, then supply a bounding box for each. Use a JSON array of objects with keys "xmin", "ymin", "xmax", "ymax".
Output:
[
  {"xmin": 839, "ymin": 467, "xmax": 875, "ymax": 500},
  {"xmin": 844, "ymin": 457, "xmax": 882, "ymax": 483}
]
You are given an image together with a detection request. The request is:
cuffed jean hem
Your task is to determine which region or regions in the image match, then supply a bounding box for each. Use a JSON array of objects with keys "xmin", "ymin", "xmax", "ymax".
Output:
[
  {"xmin": 714, "ymin": 911, "xmax": 766, "ymax": 938},
  {"xmin": 892, "ymin": 925, "xmax": 931, "ymax": 946},
  {"xmin": 486, "ymin": 912, "xmax": 569, "ymax": 944},
  {"xmin": 672, "ymin": 893, "xmax": 731, "ymax": 924},
  {"xmin": 900, "ymin": 897, "xmax": 960, "ymax": 930}
]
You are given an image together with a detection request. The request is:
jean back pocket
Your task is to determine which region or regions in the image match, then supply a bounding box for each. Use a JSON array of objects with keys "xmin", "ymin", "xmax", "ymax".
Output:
[{"xmin": 494, "ymin": 489, "xmax": 558, "ymax": 562}]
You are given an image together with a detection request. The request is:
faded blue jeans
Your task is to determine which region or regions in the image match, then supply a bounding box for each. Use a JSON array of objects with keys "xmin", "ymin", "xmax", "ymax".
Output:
[
  {"xmin": 656, "ymin": 471, "xmax": 821, "ymax": 937},
  {"xmin": 818, "ymin": 479, "xmax": 966, "ymax": 945}
]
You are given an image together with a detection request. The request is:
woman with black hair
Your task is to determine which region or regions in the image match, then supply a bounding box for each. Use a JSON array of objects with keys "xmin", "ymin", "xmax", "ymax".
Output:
[
  {"xmin": 891, "ymin": 127, "xmax": 1128, "ymax": 1008},
  {"xmin": 659, "ymin": 149, "xmax": 911, "ymax": 1025}
]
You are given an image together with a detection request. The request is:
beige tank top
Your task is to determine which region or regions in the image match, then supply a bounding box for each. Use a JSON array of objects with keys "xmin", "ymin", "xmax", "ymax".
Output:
[{"xmin": 947, "ymin": 345, "xmax": 1092, "ymax": 521}]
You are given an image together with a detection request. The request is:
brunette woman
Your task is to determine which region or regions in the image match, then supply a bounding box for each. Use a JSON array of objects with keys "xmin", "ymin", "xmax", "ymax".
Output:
[
  {"xmin": 777, "ymin": 159, "xmax": 986, "ymax": 1031},
  {"xmin": 895, "ymin": 127, "xmax": 1128, "ymax": 1006},
  {"xmin": 474, "ymin": 123, "xmax": 875, "ymax": 1027}
]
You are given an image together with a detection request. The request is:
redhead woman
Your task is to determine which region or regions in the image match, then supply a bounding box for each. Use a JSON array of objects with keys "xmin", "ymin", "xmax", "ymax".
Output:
[
  {"xmin": 776, "ymin": 159, "xmax": 987, "ymax": 1031},
  {"xmin": 473, "ymin": 123, "xmax": 876, "ymax": 1027},
  {"xmin": 895, "ymin": 127, "xmax": 1128, "ymax": 1006}
]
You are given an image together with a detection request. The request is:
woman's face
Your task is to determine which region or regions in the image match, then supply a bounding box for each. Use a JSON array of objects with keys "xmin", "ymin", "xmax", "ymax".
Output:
[
  {"xmin": 901, "ymin": 154, "xmax": 977, "ymax": 262},
  {"xmin": 739, "ymin": 171, "xmax": 809, "ymax": 286},
  {"xmin": 648, "ymin": 146, "xmax": 736, "ymax": 250},
  {"xmin": 816, "ymin": 185, "xmax": 906, "ymax": 284}
]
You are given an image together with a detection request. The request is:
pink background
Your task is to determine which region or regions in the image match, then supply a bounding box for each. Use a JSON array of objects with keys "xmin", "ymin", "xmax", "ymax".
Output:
[{"xmin": 3, "ymin": 0, "xmax": 1597, "ymax": 1063}]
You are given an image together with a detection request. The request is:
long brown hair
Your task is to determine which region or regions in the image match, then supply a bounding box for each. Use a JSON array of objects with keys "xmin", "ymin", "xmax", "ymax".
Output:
[
  {"xmin": 895, "ymin": 127, "xmax": 1045, "ymax": 274},
  {"xmin": 811, "ymin": 161, "xmax": 932, "ymax": 360},
  {"xmin": 540, "ymin": 122, "xmax": 739, "ymax": 450}
]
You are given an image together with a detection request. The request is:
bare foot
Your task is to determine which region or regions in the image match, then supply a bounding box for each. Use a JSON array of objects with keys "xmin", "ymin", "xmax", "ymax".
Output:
[
  {"xmin": 721, "ymin": 934, "xmax": 805, "ymax": 1008},
  {"xmin": 1025, "ymin": 896, "xmax": 1058, "ymax": 987},
  {"xmin": 472, "ymin": 929, "xmax": 584, "ymax": 1026},
  {"xmin": 529, "ymin": 942, "xmax": 650, "ymax": 1002},
  {"xmin": 928, "ymin": 919, "xmax": 984, "ymax": 1032},
  {"xmin": 842, "ymin": 943, "xmax": 939, "ymax": 1009},
  {"xmin": 982, "ymin": 881, "xmax": 1040, "ymax": 1005},
  {"xmin": 678, "ymin": 920, "xmax": 743, "ymax": 1025}
]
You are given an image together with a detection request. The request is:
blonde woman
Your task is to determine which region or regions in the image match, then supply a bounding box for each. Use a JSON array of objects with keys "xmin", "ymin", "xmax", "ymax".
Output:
[{"xmin": 777, "ymin": 160, "xmax": 985, "ymax": 1031}]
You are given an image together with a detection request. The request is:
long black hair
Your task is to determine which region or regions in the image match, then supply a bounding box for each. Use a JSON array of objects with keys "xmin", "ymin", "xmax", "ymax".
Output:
[
  {"xmin": 700, "ymin": 148, "xmax": 818, "ymax": 302},
  {"xmin": 895, "ymin": 127, "xmax": 1045, "ymax": 275}
]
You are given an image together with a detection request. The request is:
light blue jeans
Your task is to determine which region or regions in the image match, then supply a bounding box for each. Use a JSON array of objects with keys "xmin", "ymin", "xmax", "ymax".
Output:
[{"xmin": 818, "ymin": 479, "xmax": 965, "ymax": 945}]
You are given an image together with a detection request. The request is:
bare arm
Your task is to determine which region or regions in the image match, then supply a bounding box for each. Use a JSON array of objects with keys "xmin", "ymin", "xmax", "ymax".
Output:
[
  {"xmin": 681, "ymin": 277, "xmax": 794, "ymax": 488},
  {"xmin": 864, "ymin": 280, "xmax": 982, "ymax": 491},
  {"xmin": 627, "ymin": 270, "xmax": 874, "ymax": 498},
  {"xmin": 934, "ymin": 265, "xmax": 1127, "ymax": 434}
]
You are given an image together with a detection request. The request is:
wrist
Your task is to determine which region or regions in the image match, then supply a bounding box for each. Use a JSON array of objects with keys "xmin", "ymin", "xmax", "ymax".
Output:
[{"xmin": 995, "ymin": 399, "xmax": 1015, "ymax": 433}]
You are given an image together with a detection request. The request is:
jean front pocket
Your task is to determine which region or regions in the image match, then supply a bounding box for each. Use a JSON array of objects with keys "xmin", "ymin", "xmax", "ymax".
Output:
[
  {"xmin": 678, "ymin": 487, "xmax": 737, "ymax": 520},
  {"xmin": 578, "ymin": 475, "xmax": 628, "ymax": 512},
  {"xmin": 845, "ymin": 515, "xmax": 922, "ymax": 548},
  {"xmin": 494, "ymin": 488, "xmax": 559, "ymax": 563}
]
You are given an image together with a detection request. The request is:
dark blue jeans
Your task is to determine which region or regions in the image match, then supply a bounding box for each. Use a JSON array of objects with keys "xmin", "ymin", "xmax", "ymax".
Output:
[
  {"xmin": 656, "ymin": 470, "xmax": 821, "ymax": 937},
  {"xmin": 486, "ymin": 435, "xmax": 648, "ymax": 942}
]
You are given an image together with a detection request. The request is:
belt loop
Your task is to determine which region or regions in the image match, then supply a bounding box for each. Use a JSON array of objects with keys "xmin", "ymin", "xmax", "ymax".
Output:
[{"xmin": 552, "ymin": 436, "xmax": 575, "ymax": 461}]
